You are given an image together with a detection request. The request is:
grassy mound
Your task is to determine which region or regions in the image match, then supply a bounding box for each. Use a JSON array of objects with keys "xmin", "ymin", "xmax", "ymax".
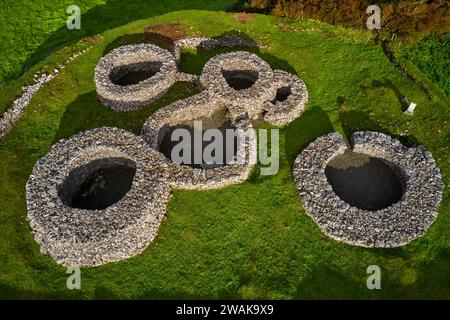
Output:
[{"xmin": 0, "ymin": 10, "xmax": 449, "ymax": 299}]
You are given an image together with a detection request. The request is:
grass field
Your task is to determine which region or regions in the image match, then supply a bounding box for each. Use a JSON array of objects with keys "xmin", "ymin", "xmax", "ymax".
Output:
[
  {"xmin": 0, "ymin": 9, "xmax": 449, "ymax": 299},
  {"xmin": 0, "ymin": 0, "xmax": 239, "ymax": 86}
]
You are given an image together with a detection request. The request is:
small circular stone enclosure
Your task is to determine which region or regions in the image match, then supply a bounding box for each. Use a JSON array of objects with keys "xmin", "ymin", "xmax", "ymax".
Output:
[
  {"xmin": 26, "ymin": 127, "xmax": 171, "ymax": 267},
  {"xmin": 263, "ymin": 70, "xmax": 309, "ymax": 126},
  {"xmin": 95, "ymin": 44, "xmax": 177, "ymax": 111},
  {"xmin": 293, "ymin": 131, "xmax": 443, "ymax": 247}
]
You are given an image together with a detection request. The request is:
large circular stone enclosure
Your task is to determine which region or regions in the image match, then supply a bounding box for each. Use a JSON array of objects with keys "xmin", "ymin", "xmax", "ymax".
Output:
[
  {"xmin": 26, "ymin": 127, "xmax": 171, "ymax": 267},
  {"xmin": 95, "ymin": 44, "xmax": 177, "ymax": 111},
  {"xmin": 293, "ymin": 131, "xmax": 443, "ymax": 247},
  {"xmin": 141, "ymin": 92, "xmax": 256, "ymax": 190}
]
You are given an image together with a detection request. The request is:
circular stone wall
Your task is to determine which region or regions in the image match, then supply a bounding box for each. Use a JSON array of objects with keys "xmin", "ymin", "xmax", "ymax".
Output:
[
  {"xmin": 95, "ymin": 44, "xmax": 177, "ymax": 111},
  {"xmin": 26, "ymin": 127, "xmax": 171, "ymax": 266},
  {"xmin": 293, "ymin": 131, "xmax": 444, "ymax": 247},
  {"xmin": 141, "ymin": 92, "xmax": 256, "ymax": 190}
]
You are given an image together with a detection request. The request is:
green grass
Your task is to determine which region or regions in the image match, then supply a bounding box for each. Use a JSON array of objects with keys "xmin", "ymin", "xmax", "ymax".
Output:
[{"xmin": 0, "ymin": 10, "xmax": 449, "ymax": 299}]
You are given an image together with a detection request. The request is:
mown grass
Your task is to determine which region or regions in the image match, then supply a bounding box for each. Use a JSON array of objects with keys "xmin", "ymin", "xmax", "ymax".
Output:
[{"xmin": 0, "ymin": 10, "xmax": 449, "ymax": 299}]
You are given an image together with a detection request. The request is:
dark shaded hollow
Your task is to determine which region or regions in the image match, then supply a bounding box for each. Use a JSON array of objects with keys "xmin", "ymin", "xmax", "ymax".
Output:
[
  {"xmin": 325, "ymin": 152, "xmax": 405, "ymax": 211},
  {"xmin": 58, "ymin": 157, "xmax": 136, "ymax": 210},
  {"xmin": 109, "ymin": 61, "xmax": 162, "ymax": 86},
  {"xmin": 158, "ymin": 108, "xmax": 239, "ymax": 169},
  {"xmin": 221, "ymin": 69, "xmax": 258, "ymax": 90},
  {"xmin": 273, "ymin": 86, "xmax": 291, "ymax": 102}
]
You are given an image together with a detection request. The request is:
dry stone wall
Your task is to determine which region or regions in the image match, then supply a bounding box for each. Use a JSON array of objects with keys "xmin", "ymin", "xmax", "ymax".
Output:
[{"xmin": 26, "ymin": 35, "xmax": 443, "ymax": 268}]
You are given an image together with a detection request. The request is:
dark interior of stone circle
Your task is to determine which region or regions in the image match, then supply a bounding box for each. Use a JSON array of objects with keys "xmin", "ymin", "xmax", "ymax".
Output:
[
  {"xmin": 273, "ymin": 86, "xmax": 291, "ymax": 102},
  {"xmin": 221, "ymin": 69, "xmax": 259, "ymax": 90},
  {"xmin": 158, "ymin": 107, "xmax": 239, "ymax": 169},
  {"xmin": 325, "ymin": 152, "xmax": 405, "ymax": 211},
  {"xmin": 58, "ymin": 157, "xmax": 136, "ymax": 210},
  {"xmin": 109, "ymin": 61, "xmax": 162, "ymax": 86}
]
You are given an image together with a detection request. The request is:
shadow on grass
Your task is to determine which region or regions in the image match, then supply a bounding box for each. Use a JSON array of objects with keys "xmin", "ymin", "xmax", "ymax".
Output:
[
  {"xmin": 339, "ymin": 110, "xmax": 386, "ymax": 140},
  {"xmin": 339, "ymin": 109, "xmax": 420, "ymax": 147},
  {"xmin": 295, "ymin": 246, "xmax": 450, "ymax": 299},
  {"xmin": 103, "ymin": 33, "xmax": 176, "ymax": 55}
]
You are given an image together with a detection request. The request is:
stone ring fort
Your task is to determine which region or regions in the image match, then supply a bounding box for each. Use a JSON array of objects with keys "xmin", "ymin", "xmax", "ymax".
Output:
[{"xmin": 25, "ymin": 36, "xmax": 443, "ymax": 266}]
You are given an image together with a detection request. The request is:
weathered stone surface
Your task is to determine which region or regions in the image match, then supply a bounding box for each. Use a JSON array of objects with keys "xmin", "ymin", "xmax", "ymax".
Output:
[
  {"xmin": 94, "ymin": 43, "xmax": 178, "ymax": 111},
  {"xmin": 26, "ymin": 127, "xmax": 171, "ymax": 266},
  {"xmin": 141, "ymin": 91, "xmax": 256, "ymax": 190},
  {"xmin": 199, "ymin": 51, "xmax": 275, "ymax": 121},
  {"xmin": 293, "ymin": 131, "xmax": 444, "ymax": 247},
  {"xmin": 263, "ymin": 70, "xmax": 308, "ymax": 126}
]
